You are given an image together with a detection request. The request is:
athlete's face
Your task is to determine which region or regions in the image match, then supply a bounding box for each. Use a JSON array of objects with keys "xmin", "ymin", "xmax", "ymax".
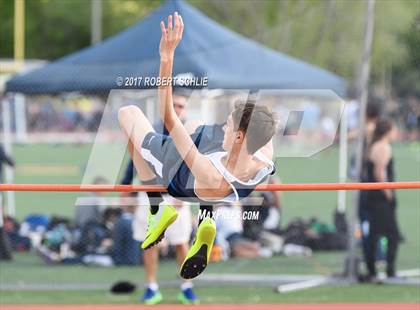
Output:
[
  {"xmin": 222, "ymin": 114, "xmax": 244, "ymax": 152},
  {"xmin": 222, "ymin": 115, "xmax": 234, "ymax": 151},
  {"xmin": 173, "ymin": 95, "xmax": 187, "ymax": 120}
]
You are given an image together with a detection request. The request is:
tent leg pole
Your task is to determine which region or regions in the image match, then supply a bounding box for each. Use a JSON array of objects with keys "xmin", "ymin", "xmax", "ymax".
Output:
[
  {"xmin": 14, "ymin": 94, "xmax": 27, "ymax": 143},
  {"xmin": 345, "ymin": 0, "xmax": 376, "ymax": 281},
  {"xmin": 2, "ymin": 98, "xmax": 16, "ymax": 217},
  {"xmin": 337, "ymin": 103, "xmax": 348, "ymax": 213}
]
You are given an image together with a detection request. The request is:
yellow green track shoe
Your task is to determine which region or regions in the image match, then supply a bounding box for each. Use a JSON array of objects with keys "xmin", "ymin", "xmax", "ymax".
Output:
[
  {"xmin": 180, "ymin": 217, "xmax": 216, "ymax": 279},
  {"xmin": 141, "ymin": 205, "xmax": 178, "ymax": 250}
]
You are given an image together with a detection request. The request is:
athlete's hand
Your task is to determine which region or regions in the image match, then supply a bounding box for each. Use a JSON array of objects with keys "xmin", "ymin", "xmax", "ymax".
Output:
[{"xmin": 159, "ymin": 12, "xmax": 184, "ymax": 61}]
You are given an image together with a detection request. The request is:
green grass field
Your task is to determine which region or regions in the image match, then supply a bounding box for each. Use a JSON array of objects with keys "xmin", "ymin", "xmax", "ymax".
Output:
[
  {"xmin": 0, "ymin": 143, "xmax": 419, "ymax": 304},
  {"xmin": 3, "ymin": 282, "xmax": 420, "ymax": 304}
]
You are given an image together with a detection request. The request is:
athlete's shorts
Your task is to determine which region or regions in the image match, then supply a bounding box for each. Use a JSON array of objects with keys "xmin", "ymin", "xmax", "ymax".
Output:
[
  {"xmin": 133, "ymin": 192, "xmax": 192, "ymax": 246},
  {"xmin": 140, "ymin": 125, "xmax": 225, "ymax": 189},
  {"xmin": 140, "ymin": 131, "xmax": 175, "ymax": 182}
]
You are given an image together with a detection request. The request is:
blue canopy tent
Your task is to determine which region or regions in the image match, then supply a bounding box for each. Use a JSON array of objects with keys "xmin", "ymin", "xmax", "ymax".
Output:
[{"xmin": 5, "ymin": 0, "xmax": 346, "ymax": 95}]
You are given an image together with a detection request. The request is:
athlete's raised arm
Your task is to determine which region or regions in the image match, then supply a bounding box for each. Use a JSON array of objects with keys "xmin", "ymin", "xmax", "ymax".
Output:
[{"xmin": 158, "ymin": 13, "xmax": 219, "ymax": 186}]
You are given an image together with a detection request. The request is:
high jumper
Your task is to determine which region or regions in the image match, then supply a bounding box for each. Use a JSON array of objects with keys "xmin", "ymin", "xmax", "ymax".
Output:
[{"xmin": 118, "ymin": 11, "xmax": 276, "ymax": 279}]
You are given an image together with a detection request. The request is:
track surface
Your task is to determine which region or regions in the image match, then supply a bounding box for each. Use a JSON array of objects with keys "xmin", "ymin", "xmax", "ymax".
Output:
[{"xmin": 1, "ymin": 305, "xmax": 419, "ymax": 310}]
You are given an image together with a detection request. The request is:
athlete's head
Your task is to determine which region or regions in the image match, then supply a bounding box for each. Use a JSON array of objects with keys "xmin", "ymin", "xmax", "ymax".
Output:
[
  {"xmin": 222, "ymin": 100, "xmax": 276, "ymax": 154},
  {"xmin": 173, "ymin": 88, "xmax": 189, "ymax": 120}
]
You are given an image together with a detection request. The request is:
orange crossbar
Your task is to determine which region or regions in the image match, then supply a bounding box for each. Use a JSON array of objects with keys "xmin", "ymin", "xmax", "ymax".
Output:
[{"xmin": 0, "ymin": 182, "xmax": 419, "ymax": 192}]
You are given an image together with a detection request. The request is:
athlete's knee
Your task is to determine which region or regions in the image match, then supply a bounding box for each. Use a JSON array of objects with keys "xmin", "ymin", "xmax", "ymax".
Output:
[{"xmin": 118, "ymin": 105, "xmax": 142, "ymax": 125}]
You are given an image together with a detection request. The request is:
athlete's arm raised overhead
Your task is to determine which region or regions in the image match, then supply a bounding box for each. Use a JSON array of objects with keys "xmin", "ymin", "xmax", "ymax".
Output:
[{"xmin": 157, "ymin": 13, "xmax": 220, "ymax": 186}]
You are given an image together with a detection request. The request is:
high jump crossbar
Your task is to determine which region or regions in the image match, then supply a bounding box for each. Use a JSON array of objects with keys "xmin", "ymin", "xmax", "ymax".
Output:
[{"xmin": 0, "ymin": 182, "xmax": 419, "ymax": 192}]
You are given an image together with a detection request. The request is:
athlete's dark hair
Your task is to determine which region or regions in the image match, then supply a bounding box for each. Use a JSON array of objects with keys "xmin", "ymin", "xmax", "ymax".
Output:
[
  {"xmin": 371, "ymin": 117, "xmax": 394, "ymax": 145},
  {"xmin": 231, "ymin": 100, "xmax": 276, "ymax": 154}
]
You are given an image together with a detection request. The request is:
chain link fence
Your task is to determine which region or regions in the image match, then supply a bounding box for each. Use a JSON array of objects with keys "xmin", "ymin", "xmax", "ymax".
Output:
[{"xmin": 1, "ymin": 91, "xmax": 418, "ymax": 299}]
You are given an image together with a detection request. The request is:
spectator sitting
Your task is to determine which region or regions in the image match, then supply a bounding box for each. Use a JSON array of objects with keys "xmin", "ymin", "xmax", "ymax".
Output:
[
  {"xmin": 38, "ymin": 208, "xmax": 120, "ymax": 266},
  {"xmin": 76, "ymin": 207, "xmax": 119, "ymax": 256},
  {"xmin": 214, "ymin": 203, "xmax": 272, "ymax": 259},
  {"xmin": 241, "ymin": 176, "xmax": 283, "ymax": 254},
  {"xmin": 3, "ymin": 216, "xmax": 31, "ymax": 252},
  {"xmin": 74, "ymin": 176, "xmax": 108, "ymax": 229}
]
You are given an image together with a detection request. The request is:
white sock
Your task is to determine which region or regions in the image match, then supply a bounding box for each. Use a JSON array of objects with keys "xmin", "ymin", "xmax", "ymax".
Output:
[
  {"xmin": 147, "ymin": 282, "xmax": 159, "ymax": 291},
  {"xmin": 181, "ymin": 281, "xmax": 193, "ymax": 291}
]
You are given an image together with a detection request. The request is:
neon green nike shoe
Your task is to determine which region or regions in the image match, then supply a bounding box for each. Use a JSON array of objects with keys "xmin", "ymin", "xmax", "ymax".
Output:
[
  {"xmin": 180, "ymin": 217, "xmax": 216, "ymax": 279},
  {"xmin": 141, "ymin": 205, "xmax": 178, "ymax": 250}
]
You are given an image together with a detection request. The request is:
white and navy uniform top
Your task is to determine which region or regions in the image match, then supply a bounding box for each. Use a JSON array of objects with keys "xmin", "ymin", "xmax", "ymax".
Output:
[{"xmin": 140, "ymin": 124, "xmax": 276, "ymax": 204}]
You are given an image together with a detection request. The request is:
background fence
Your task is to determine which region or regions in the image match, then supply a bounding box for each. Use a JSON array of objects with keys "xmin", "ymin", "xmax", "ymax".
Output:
[{"xmin": 1, "ymin": 96, "xmax": 419, "ymax": 304}]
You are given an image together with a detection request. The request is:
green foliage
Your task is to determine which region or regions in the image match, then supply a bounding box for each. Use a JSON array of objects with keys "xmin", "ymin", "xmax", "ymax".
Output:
[
  {"xmin": 194, "ymin": 0, "xmax": 418, "ymax": 96},
  {"xmin": 25, "ymin": 0, "xmax": 90, "ymax": 59},
  {"xmin": 392, "ymin": 13, "xmax": 420, "ymax": 97},
  {"xmin": 101, "ymin": 0, "xmax": 162, "ymax": 39},
  {"xmin": 0, "ymin": 0, "xmax": 14, "ymax": 58},
  {"xmin": 0, "ymin": 0, "xmax": 162, "ymax": 60},
  {"xmin": 404, "ymin": 14, "xmax": 420, "ymax": 69}
]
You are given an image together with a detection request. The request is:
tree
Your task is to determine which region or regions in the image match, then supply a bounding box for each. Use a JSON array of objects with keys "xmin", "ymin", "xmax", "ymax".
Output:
[
  {"xmin": 1, "ymin": 0, "xmax": 418, "ymax": 97},
  {"xmin": 392, "ymin": 13, "xmax": 420, "ymax": 97},
  {"xmin": 0, "ymin": 0, "xmax": 161, "ymax": 61}
]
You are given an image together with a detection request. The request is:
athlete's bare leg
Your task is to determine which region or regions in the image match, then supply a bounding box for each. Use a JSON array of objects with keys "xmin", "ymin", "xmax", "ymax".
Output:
[
  {"xmin": 175, "ymin": 243, "xmax": 192, "ymax": 286},
  {"xmin": 118, "ymin": 105, "xmax": 156, "ymax": 181},
  {"xmin": 143, "ymin": 246, "xmax": 159, "ymax": 284},
  {"xmin": 175, "ymin": 243, "xmax": 189, "ymax": 267}
]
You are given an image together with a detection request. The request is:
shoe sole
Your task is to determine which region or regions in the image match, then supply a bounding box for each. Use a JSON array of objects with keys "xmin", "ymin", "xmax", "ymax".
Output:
[
  {"xmin": 180, "ymin": 244, "xmax": 208, "ymax": 279},
  {"xmin": 142, "ymin": 232, "xmax": 166, "ymax": 250},
  {"xmin": 180, "ymin": 218, "xmax": 216, "ymax": 279}
]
